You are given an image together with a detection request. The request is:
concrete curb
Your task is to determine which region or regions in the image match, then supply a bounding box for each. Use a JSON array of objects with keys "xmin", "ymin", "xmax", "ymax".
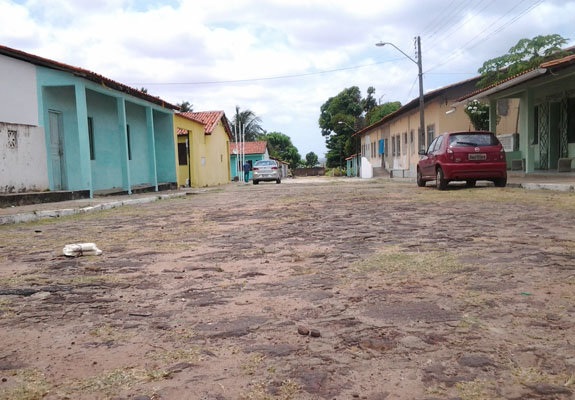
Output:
[{"xmin": 0, "ymin": 193, "xmax": 187, "ymax": 226}]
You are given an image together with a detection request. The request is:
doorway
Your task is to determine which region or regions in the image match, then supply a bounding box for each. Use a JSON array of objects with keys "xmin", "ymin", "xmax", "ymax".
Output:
[{"xmin": 48, "ymin": 111, "xmax": 66, "ymax": 190}]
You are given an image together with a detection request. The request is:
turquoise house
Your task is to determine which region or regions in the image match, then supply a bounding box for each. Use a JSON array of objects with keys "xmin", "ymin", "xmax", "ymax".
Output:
[
  {"xmin": 346, "ymin": 153, "xmax": 361, "ymax": 177},
  {"xmin": 229, "ymin": 141, "xmax": 269, "ymax": 181},
  {"xmin": 0, "ymin": 45, "xmax": 178, "ymax": 197}
]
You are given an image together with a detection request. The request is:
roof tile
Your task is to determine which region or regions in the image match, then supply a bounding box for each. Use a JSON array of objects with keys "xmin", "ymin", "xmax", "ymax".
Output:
[{"xmin": 229, "ymin": 141, "xmax": 267, "ymax": 155}]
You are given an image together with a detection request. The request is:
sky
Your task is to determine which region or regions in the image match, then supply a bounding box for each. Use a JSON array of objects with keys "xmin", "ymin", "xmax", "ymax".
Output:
[{"xmin": 1, "ymin": 0, "xmax": 574, "ymax": 158}]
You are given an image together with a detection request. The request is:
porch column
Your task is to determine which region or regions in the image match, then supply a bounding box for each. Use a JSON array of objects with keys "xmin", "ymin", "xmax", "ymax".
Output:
[
  {"xmin": 146, "ymin": 107, "xmax": 158, "ymax": 191},
  {"xmin": 74, "ymin": 84, "xmax": 93, "ymax": 197},
  {"xmin": 519, "ymin": 89, "xmax": 535, "ymax": 173},
  {"xmin": 116, "ymin": 97, "xmax": 132, "ymax": 194},
  {"xmin": 489, "ymin": 99, "xmax": 497, "ymax": 133}
]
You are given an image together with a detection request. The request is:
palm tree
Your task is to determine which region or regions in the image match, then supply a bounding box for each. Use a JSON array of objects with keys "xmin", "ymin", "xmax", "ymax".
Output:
[{"xmin": 231, "ymin": 106, "xmax": 264, "ymax": 142}]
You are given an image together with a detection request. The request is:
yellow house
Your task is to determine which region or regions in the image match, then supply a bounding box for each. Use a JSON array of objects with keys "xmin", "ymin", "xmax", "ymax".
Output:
[
  {"xmin": 174, "ymin": 111, "xmax": 232, "ymax": 187},
  {"xmin": 354, "ymin": 76, "xmax": 519, "ymax": 178}
]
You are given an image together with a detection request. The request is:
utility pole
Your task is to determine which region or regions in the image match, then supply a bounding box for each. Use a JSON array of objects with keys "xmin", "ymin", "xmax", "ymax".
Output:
[{"xmin": 416, "ymin": 36, "xmax": 425, "ymax": 151}]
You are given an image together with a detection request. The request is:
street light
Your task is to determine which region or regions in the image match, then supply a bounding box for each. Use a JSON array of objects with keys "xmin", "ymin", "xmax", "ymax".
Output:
[{"xmin": 376, "ymin": 36, "xmax": 425, "ymax": 151}]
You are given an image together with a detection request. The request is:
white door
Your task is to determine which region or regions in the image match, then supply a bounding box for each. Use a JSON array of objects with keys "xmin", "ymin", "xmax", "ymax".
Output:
[{"xmin": 49, "ymin": 111, "xmax": 65, "ymax": 190}]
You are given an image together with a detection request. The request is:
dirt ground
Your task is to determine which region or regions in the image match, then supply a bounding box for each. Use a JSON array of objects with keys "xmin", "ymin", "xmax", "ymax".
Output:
[{"xmin": 0, "ymin": 178, "xmax": 574, "ymax": 400}]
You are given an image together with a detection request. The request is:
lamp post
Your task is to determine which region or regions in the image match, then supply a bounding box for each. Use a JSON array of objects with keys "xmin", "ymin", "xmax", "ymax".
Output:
[{"xmin": 376, "ymin": 36, "xmax": 425, "ymax": 150}]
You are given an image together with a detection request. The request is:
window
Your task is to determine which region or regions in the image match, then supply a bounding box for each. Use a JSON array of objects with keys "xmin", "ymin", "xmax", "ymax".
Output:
[
  {"xmin": 88, "ymin": 117, "xmax": 95, "ymax": 160},
  {"xmin": 392, "ymin": 136, "xmax": 396, "ymax": 156},
  {"xmin": 533, "ymin": 105, "xmax": 539, "ymax": 145},
  {"xmin": 568, "ymin": 98, "xmax": 575, "ymax": 144},
  {"xmin": 403, "ymin": 133, "xmax": 407, "ymax": 155},
  {"xmin": 427, "ymin": 124, "xmax": 435, "ymax": 150},
  {"xmin": 384, "ymin": 138, "xmax": 389, "ymax": 157},
  {"xmin": 410, "ymin": 130, "xmax": 414, "ymax": 144},
  {"xmin": 427, "ymin": 137, "xmax": 438, "ymax": 154},
  {"xmin": 178, "ymin": 142, "xmax": 188, "ymax": 165},
  {"xmin": 7, "ymin": 129, "xmax": 17, "ymax": 150},
  {"xmin": 372, "ymin": 142, "xmax": 376, "ymax": 158},
  {"xmin": 396, "ymin": 135, "xmax": 401, "ymax": 156},
  {"xmin": 449, "ymin": 133, "xmax": 498, "ymax": 147},
  {"xmin": 434, "ymin": 136, "xmax": 444, "ymax": 153},
  {"xmin": 126, "ymin": 124, "xmax": 132, "ymax": 160}
]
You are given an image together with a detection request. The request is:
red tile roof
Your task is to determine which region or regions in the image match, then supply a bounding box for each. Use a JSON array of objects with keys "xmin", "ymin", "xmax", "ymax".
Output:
[
  {"xmin": 178, "ymin": 111, "xmax": 233, "ymax": 139},
  {"xmin": 0, "ymin": 44, "xmax": 178, "ymax": 110},
  {"xmin": 455, "ymin": 52, "xmax": 575, "ymax": 104},
  {"xmin": 229, "ymin": 141, "xmax": 267, "ymax": 155}
]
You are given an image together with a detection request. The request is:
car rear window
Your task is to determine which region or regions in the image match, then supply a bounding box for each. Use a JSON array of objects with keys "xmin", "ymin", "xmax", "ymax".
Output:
[
  {"xmin": 254, "ymin": 160, "xmax": 277, "ymax": 166},
  {"xmin": 448, "ymin": 133, "xmax": 499, "ymax": 147}
]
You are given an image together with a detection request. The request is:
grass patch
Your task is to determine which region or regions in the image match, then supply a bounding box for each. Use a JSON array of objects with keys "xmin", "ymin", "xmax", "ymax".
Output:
[
  {"xmin": 455, "ymin": 379, "xmax": 491, "ymax": 400},
  {"xmin": 512, "ymin": 367, "xmax": 574, "ymax": 387},
  {"xmin": 417, "ymin": 186, "xmax": 575, "ymax": 211},
  {"xmin": 88, "ymin": 324, "xmax": 132, "ymax": 343},
  {"xmin": 0, "ymin": 368, "xmax": 50, "ymax": 400},
  {"xmin": 240, "ymin": 379, "xmax": 301, "ymax": 400},
  {"xmin": 242, "ymin": 354, "xmax": 266, "ymax": 376},
  {"xmin": 65, "ymin": 366, "xmax": 169, "ymax": 397},
  {"xmin": 150, "ymin": 348, "xmax": 203, "ymax": 364},
  {"xmin": 354, "ymin": 245, "xmax": 465, "ymax": 276}
]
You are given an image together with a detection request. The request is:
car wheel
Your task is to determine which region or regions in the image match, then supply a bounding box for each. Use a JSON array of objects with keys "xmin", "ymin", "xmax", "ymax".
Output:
[
  {"xmin": 416, "ymin": 168, "xmax": 426, "ymax": 187},
  {"xmin": 253, "ymin": 180, "xmax": 259, "ymax": 185},
  {"xmin": 436, "ymin": 167, "xmax": 448, "ymax": 190},
  {"xmin": 276, "ymin": 178, "xmax": 281, "ymax": 184},
  {"xmin": 494, "ymin": 177, "xmax": 507, "ymax": 187},
  {"xmin": 466, "ymin": 179, "xmax": 476, "ymax": 188}
]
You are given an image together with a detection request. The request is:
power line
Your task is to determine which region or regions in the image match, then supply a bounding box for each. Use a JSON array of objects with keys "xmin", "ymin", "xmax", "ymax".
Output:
[
  {"xmin": 128, "ymin": 58, "xmax": 404, "ymax": 86},
  {"xmin": 424, "ymin": 0, "xmax": 497, "ymax": 51},
  {"xmin": 420, "ymin": 0, "xmax": 459, "ymax": 37},
  {"xmin": 424, "ymin": 0, "xmax": 545, "ymax": 74}
]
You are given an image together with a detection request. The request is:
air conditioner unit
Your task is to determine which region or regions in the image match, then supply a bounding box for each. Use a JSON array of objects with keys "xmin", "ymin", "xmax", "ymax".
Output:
[{"xmin": 498, "ymin": 133, "xmax": 519, "ymax": 152}]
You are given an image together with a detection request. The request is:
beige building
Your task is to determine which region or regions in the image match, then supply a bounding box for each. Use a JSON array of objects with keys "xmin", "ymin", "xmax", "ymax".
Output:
[{"xmin": 354, "ymin": 76, "xmax": 519, "ymax": 178}]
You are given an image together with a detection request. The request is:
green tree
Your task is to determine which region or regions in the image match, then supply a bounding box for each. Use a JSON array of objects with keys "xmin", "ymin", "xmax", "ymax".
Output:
[
  {"xmin": 464, "ymin": 100, "xmax": 490, "ymax": 131},
  {"xmin": 177, "ymin": 101, "xmax": 193, "ymax": 112},
  {"xmin": 365, "ymin": 101, "xmax": 402, "ymax": 126},
  {"xmin": 478, "ymin": 34, "xmax": 568, "ymax": 88},
  {"xmin": 231, "ymin": 106, "xmax": 264, "ymax": 142},
  {"xmin": 361, "ymin": 86, "xmax": 378, "ymax": 113},
  {"xmin": 319, "ymin": 86, "xmax": 363, "ymax": 168},
  {"xmin": 305, "ymin": 152, "xmax": 319, "ymax": 168}
]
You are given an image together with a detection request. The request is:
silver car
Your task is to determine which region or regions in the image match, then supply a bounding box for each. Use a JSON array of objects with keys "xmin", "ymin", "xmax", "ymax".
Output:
[{"xmin": 252, "ymin": 160, "xmax": 281, "ymax": 184}]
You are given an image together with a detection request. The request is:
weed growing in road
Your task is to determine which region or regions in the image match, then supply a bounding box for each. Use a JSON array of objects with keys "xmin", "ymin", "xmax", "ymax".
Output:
[
  {"xmin": 455, "ymin": 379, "xmax": 492, "ymax": 400},
  {"xmin": 354, "ymin": 245, "xmax": 465, "ymax": 276},
  {"xmin": 0, "ymin": 368, "xmax": 50, "ymax": 400},
  {"xmin": 512, "ymin": 366, "xmax": 573, "ymax": 387},
  {"xmin": 88, "ymin": 324, "xmax": 132, "ymax": 343},
  {"xmin": 240, "ymin": 379, "xmax": 301, "ymax": 400},
  {"xmin": 242, "ymin": 354, "xmax": 266, "ymax": 376},
  {"xmin": 64, "ymin": 366, "xmax": 169, "ymax": 397}
]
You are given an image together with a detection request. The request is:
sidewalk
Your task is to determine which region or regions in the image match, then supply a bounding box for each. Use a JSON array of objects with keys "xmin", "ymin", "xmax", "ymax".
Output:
[
  {"xmin": 0, "ymin": 188, "xmax": 206, "ymax": 225},
  {"xmin": 2, "ymin": 174, "xmax": 574, "ymax": 225}
]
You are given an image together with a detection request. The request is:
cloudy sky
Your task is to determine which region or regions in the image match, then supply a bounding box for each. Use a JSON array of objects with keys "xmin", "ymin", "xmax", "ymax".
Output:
[{"xmin": 1, "ymin": 0, "xmax": 574, "ymax": 158}]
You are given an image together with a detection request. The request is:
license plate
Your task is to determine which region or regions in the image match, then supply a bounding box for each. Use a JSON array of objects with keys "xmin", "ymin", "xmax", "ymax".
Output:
[{"xmin": 468, "ymin": 153, "xmax": 486, "ymax": 161}]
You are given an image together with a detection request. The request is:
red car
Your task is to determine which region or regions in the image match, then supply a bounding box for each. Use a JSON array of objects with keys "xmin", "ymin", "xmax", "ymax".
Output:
[{"xmin": 417, "ymin": 131, "xmax": 507, "ymax": 190}]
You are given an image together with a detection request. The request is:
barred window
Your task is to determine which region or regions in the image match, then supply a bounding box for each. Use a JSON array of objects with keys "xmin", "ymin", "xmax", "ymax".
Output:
[{"xmin": 7, "ymin": 129, "xmax": 17, "ymax": 150}]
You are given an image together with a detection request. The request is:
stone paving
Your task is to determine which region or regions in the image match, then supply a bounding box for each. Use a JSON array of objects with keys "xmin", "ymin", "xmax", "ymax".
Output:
[{"xmin": 0, "ymin": 178, "xmax": 574, "ymax": 399}]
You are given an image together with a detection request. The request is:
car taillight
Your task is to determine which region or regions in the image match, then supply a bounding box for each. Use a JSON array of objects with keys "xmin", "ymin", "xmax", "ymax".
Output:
[
  {"xmin": 272, "ymin": 167, "xmax": 278, "ymax": 170},
  {"xmin": 253, "ymin": 167, "xmax": 259, "ymax": 171},
  {"xmin": 447, "ymin": 147, "xmax": 454, "ymax": 161},
  {"xmin": 500, "ymin": 147, "xmax": 505, "ymax": 160}
]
